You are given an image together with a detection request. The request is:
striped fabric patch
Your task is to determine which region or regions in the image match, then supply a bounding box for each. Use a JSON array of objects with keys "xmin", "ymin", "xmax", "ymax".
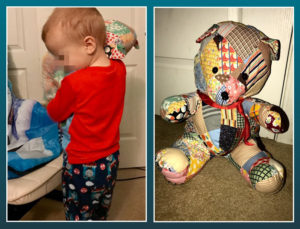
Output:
[
  {"xmin": 221, "ymin": 108, "xmax": 237, "ymax": 128},
  {"xmin": 242, "ymin": 151, "xmax": 269, "ymax": 174},
  {"xmin": 203, "ymin": 104, "xmax": 220, "ymax": 119},
  {"xmin": 218, "ymin": 23, "xmax": 237, "ymax": 37},
  {"xmin": 243, "ymin": 50, "xmax": 269, "ymax": 89},
  {"xmin": 202, "ymin": 104, "xmax": 221, "ymax": 132}
]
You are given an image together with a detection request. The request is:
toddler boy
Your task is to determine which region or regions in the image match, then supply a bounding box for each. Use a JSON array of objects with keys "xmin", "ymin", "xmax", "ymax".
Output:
[{"xmin": 42, "ymin": 8, "xmax": 126, "ymax": 220}]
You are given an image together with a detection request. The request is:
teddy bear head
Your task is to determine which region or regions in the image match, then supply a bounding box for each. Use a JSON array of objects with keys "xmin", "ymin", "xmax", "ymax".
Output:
[
  {"xmin": 194, "ymin": 21, "xmax": 280, "ymax": 106},
  {"xmin": 104, "ymin": 20, "xmax": 139, "ymax": 59}
]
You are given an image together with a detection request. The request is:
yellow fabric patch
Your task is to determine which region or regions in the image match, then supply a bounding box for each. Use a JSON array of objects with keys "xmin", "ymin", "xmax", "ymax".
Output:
[
  {"xmin": 200, "ymin": 39, "xmax": 220, "ymax": 82},
  {"xmin": 221, "ymin": 108, "xmax": 237, "ymax": 127},
  {"xmin": 187, "ymin": 152, "xmax": 210, "ymax": 178},
  {"xmin": 249, "ymin": 103, "xmax": 262, "ymax": 122},
  {"xmin": 167, "ymin": 100, "xmax": 186, "ymax": 114},
  {"xmin": 267, "ymin": 111, "xmax": 281, "ymax": 127}
]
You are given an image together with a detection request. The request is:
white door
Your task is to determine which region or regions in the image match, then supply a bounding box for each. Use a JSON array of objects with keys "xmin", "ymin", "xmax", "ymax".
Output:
[
  {"xmin": 155, "ymin": 7, "xmax": 293, "ymax": 144},
  {"xmin": 7, "ymin": 7, "xmax": 146, "ymax": 168}
]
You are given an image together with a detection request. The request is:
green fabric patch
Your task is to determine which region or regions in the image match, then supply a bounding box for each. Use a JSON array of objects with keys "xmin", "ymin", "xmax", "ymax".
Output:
[{"xmin": 249, "ymin": 163, "xmax": 274, "ymax": 186}]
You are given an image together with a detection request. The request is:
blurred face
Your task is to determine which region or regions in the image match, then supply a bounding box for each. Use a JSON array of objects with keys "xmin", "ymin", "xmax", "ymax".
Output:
[{"xmin": 44, "ymin": 27, "xmax": 91, "ymax": 73}]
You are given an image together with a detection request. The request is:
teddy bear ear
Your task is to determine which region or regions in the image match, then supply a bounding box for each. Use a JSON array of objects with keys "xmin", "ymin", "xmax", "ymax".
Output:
[
  {"xmin": 196, "ymin": 24, "xmax": 219, "ymax": 43},
  {"xmin": 261, "ymin": 37, "xmax": 281, "ymax": 61}
]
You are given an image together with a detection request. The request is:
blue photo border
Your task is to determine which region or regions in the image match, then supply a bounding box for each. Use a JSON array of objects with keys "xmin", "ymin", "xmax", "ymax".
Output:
[{"xmin": 1, "ymin": 0, "xmax": 298, "ymax": 228}]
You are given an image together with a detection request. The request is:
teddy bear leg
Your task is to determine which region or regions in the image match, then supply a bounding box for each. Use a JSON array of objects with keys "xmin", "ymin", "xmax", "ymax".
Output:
[
  {"xmin": 156, "ymin": 133, "xmax": 211, "ymax": 184},
  {"xmin": 228, "ymin": 139, "xmax": 285, "ymax": 193}
]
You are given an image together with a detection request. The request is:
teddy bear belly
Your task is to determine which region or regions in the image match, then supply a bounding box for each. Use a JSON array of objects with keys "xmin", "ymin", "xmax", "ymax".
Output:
[{"xmin": 202, "ymin": 105, "xmax": 244, "ymax": 153}]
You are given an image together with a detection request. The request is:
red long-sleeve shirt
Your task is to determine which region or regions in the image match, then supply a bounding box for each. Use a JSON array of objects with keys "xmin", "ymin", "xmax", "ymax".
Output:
[{"xmin": 47, "ymin": 59, "xmax": 126, "ymax": 164}]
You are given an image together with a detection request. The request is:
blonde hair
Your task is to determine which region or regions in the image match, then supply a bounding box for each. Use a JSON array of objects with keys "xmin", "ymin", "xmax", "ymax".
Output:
[{"xmin": 42, "ymin": 8, "xmax": 106, "ymax": 46}]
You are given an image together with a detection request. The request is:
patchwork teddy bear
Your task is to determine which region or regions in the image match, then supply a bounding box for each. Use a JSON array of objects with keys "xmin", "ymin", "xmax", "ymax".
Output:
[{"xmin": 156, "ymin": 21, "xmax": 289, "ymax": 193}]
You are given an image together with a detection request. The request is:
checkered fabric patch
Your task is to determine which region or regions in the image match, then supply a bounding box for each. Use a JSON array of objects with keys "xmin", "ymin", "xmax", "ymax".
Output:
[
  {"xmin": 227, "ymin": 111, "xmax": 244, "ymax": 152},
  {"xmin": 249, "ymin": 163, "xmax": 274, "ymax": 186},
  {"xmin": 236, "ymin": 111, "xmax": 245, "ymax": 129},
  {"xmin": 226, "ymin": 25, "xmax": 260, "ymax": 62},
  {"xmin": 250, "ymin": 157, "xmax": 270, "ymax": 173}
]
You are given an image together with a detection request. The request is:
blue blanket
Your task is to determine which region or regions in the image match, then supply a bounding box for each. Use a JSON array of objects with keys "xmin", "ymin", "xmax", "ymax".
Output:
[{"xmin": 7, "ymin": 81, "xmax": 62, "ymax": 179}]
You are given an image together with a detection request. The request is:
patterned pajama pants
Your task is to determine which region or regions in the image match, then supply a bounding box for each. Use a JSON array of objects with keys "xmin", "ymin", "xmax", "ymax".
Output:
[{"xmin": 62, "ymin": 151, "xmax": 119, "ymax": 221}]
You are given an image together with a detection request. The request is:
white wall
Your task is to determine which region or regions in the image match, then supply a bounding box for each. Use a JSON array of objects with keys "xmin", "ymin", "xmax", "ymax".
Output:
[{"xmin": 155, "ymin": 7, "xmax": 294, "ymax": 144}]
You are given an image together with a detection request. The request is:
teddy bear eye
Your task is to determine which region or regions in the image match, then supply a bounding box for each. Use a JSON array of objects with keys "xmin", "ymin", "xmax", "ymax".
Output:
[
  {"xmin": 212, "ymin": 67, "xmax": 218, "ymax": 74},
  {"xmin": 241, "ymin": 73, "xmax": 249, "ymax": 81}
]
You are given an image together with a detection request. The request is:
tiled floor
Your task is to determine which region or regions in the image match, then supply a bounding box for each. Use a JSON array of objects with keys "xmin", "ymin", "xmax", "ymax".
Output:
[{"xmin": 19, "ymin": 168, "xmax": 145, "ymax": 221}]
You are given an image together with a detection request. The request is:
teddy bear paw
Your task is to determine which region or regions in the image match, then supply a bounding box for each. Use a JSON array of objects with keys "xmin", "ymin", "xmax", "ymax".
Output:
[{"xmin": 156, "ymin": 148, "xmax": 189, "ymax": 184}]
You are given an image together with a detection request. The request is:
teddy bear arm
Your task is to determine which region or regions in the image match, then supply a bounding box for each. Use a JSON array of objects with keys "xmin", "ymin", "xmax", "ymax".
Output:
[
  {"xmin": 160, "ymin": 92, "xmax": 200, "ymax": 123},
  {"xmin": 246, "ymin": 100, "xmax": 289, "ymax": 133}
]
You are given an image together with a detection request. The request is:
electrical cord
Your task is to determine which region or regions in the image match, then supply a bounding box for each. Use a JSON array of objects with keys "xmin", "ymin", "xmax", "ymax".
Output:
[
  {"xmin": 119, "ymin": 167, "xmax": 145, "ymax": 170},
  {"xmin": 116, "ymin": 167, "xmax": 146, "ymax": 181},
  {"xmin": 117, "ymin": 176, "xmax": 145, "ymax": 181}
]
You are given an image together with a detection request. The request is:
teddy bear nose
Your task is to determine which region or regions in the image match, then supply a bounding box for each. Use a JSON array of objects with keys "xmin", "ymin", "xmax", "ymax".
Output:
[{"xmin": 221, "ymin": 91, "xmax": 229, "ymax": 100}]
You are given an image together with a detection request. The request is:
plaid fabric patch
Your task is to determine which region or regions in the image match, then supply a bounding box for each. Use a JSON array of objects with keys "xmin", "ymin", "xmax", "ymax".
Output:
[
  {"xmin": 250, "ymin": 156, "xmax": 270, "ymax": 173},
  {"xmin": 228, "ymin": 112, "xmax": 245, "ymax": 152},
  {"xmin": 249, "ymin": 163, "xmax": 274, "ymax": 186},
  {"xmin": 226, "ymin": 25, "xmax": 260, "ymax": 62}
]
